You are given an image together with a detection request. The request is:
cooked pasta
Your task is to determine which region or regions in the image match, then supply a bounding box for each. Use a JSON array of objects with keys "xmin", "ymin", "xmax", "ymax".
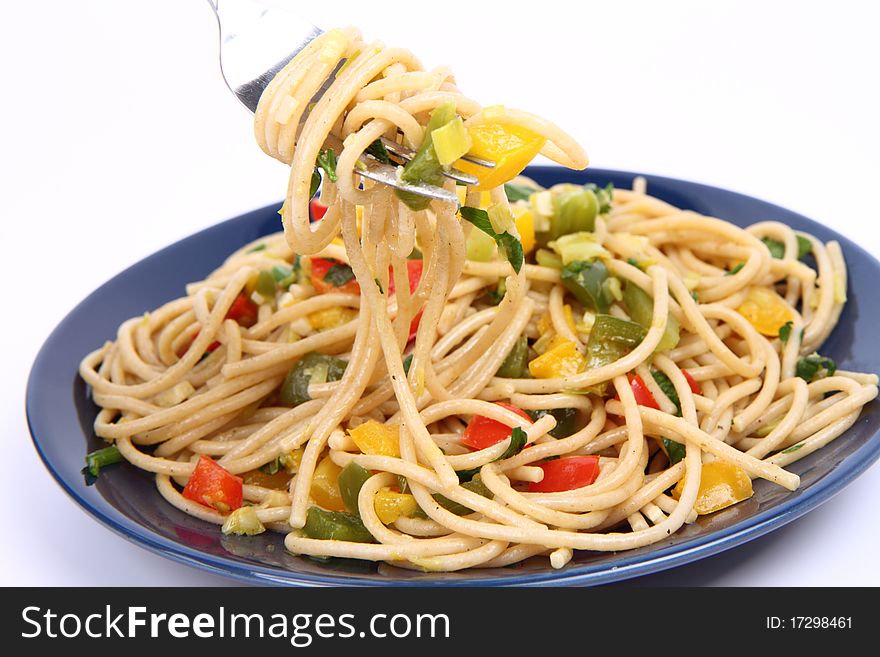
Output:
[{"xmin": 79, "ymin": 27, "xmax": 877, "ymax": 572}]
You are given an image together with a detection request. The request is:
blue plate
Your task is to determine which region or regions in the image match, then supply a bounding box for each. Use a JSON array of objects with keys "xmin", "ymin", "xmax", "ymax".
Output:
[{"xmin": 26, "ymin": 167, "xmax": 880, "ymax": 586}]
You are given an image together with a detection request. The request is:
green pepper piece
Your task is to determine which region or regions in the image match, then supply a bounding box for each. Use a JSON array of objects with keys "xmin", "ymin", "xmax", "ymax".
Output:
[
  {"xmin": 279, "ymin": 352, "xmax": 348, "ymax": 407},
  {"xmin": 338, "ymin": 462, "xmax": 372, "ymax": 515},
  {"xmin": 560, "ymin": 260, "xmax": 613, "ymax": 313},
  {"xmin": 585, "ymin": 314, "xmax": 647, "ymax": 371},
  {"xmin": 85, "ymin": 445, "xmax": 124, "ymax": 478},
  {"xmin": 432, "ymin": 475, "xmax": 492, "ymax": 516},
  {"xmin": 397, "ymin": 101, "xmax": 457, "ymax": 211},
  {"xmin": 526, "ymin": 408, "xmax": 579, "ymax": 438},
  {"xmin": 623, "ymin": 281, "xmax": 679, "ymax": 352},
  {"xmin": 301, "ymin": 506, "xmax": 374, "ymax": 542},
  {"xmin": 552, "ymin": 187, "xmax": 598, "ymax": 237},
  {"xmin": 495, "ymin": 335, "xmax": 529, "ymax": 378},
  {"xmin": 255, "ymin": 270, "xmax": 277, "ymax": 299}
]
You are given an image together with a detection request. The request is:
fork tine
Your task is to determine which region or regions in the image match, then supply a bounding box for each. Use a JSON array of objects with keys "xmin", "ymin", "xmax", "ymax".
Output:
[{"xmin": 356, "ymin": 159, "xmax": 461, "ymax": 207}]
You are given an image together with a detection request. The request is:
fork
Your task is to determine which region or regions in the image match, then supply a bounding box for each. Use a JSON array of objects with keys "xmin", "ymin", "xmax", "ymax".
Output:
[{"xmin": 208, "ymin": 0, "xmax": 493, "ymax": 206}]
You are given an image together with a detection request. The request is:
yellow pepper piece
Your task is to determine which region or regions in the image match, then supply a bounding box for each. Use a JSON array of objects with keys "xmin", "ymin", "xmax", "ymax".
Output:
[
  {"xmin": 528, "ymin": 337, "xmax": 586, "ymax": 378},
  {"xmin": 736, "ymin": 287, "xmax": 796, "ymax": 337},
  {"xmin": 563, "ymin": 304, "xmax": 577, "ymax": 334},
  {"xmin": 457, "ymin": 122, "xmax": 546, "ymax": 191},
  {"xmin": 374, "ymin": 488, "xmax": 419, "ymax": 524},
  {"xmin": 514, "ymin": 208, "xmax": 535, "ymax": 254},
  {"xmin": 348, "ymin": 420, "xmax": 401, "ymax": 457},
  {"xmin": 308, "ymin": 306, "xmax": 358, "ymax": 331},
  {"xmin": 310, "ymin": 455, "xmax": 346, "ymax": 511},
  {"xmin": 673, "ymin": 460, "xmax": 753, "ymax": 515},
  {"xmin": 536, "ymin": 312, "xmax": 553, "ymax": 336}
]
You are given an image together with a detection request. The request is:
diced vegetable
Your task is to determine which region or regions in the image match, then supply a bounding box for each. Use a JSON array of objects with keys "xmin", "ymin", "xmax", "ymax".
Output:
[
  {"xmin": 466, "ymin": 224, "xmax": 497, "ymax": 261},
  {"xmin": 457, "ymin": 121, "xmax": 546, "ymax": 191},
  {"xmin": 182, "ymin": 455, "xmax": 243, "ymax": 513},
  {"xmin": 795, "ymin": 354, "xmax": 837, "ymax": 381},
  {"xmin": 761, "ymin": 236, "xmax": 785, "ymax": 259},
  {"xmin": 525, "ymin": 408, "xmax": 579, "ymax": 438},
  {"xmin": 661, "ymin": 438, "xmax": 686, "ymax": 465},
  {"xmin": 349, "ymin": 420, "xmax": 401, "ymax": 457},
  {"xmin": 560, "ymin": 259, "xmax": 615, "ymax": 313},
  {"xmin": 431, "ymin": 115, "xmax": 472, "ymax": 166},
  {"xmin": 301, "ymin": 506, "xmax": 374, "ymax": 542},
  {"xmin": 584, "ymin": 182, "xmax": 614, "ymax": 214},
  {"xmin": 650, "ymin": 370, "xmax": 681, "ymax": 415},
  {"xmin": 226, "ymin": 292, "xmax": 259, "ymax": 328},
  {"xmin": 672, "ymin": 460, "xmax": 753, "ymax": 515},
  {"xmin": 387, "ymin": 259, "xmax": 424, "ymax": 295},
  {"xmin": 221, "ymin": 506, "xmax": 266, "ymax": 536},
  {"xmin": 527, "ymin": 456, "xmax": 600, "ymax": 492},
  {"xmin": 535, "ymin": 248, "xmax": 563, "ymax": 270},
  {"xmin": 736, "ymin": 287, "xmax": 796, "ymax": 337},
  {"xmin": 629, "ymin": 374, "xmax": 660, "ymax": 409},
  {"xmin": 309, "ymin": 198, "xmax": 328, "ymax": 221},
  {"xmin": 255, "ymin": 270, "xmax": 277, "ymax": 299},
  {"xmin": 310, "ymin": 257, "xmax": 360, "ymax": 295},
  {"xmin": 309, "ymin": 455, "xmax": 346, "ymax": 512},
  {"xmin": 623, "ymin": 281, "xmax": 680, "ymax": 351},
  {"xmin": 549, "ymin": 232, "xmax": 610, "ymax": 266},
  {"xmin": 681, "ymin": 369, "xmax": 701, "ymax": 394},
  {"xmin": 316, "ymin": 148, "xmax": 338, "ymax": 182},
  {"xmin": 432, "ymin": 475, "xmax": 493, "ymax": 515},
  {"xmin": 460, "ymin": 206, "xmax": 524, "ymax": 273},
  {"xmin": 460, "ymin": 402, "xmax": 532, "ymax": 451},
  {"xmin": 514, "ymin": 208, "xmax": 536, "ymax": 254},
  {"xmin": 374, "ymin": 489, "xmax": 420, "ymax": 524},
  {"xmin": 308, "ymin": 306, "xmax": 359, "ymax": 330},
  {"xmin": 504, "ymin": 181, "xmax": 539, "ymax": 203},
  {"xmin": 85, "ymin": 445, "xmax": 124, "ymax": 478},
  {"xmin": 495, "ymin": 335, "xmax": 529, "ymax": 378},
  {"xmin": 365, "ymin": 138, "xmax": 392, "ymax": 163},
  {"xmin": 338, "ymin": 462, "xmax": 373, "ymax": 515},
  {"xmin": 584, "ymin": 314, "xmax": 647, "ymax": 371},
  {"xmin": 279, "ymin": 352, "xmax": 348, "ymax": 407},
  {"xmin": 528, "ymin": 336, "xmax": 586, "ymax": 378},
  {"xmin": 397, "ymin": 101, "xmax": 457, "ymax": 210},
  {"xmin": 553, "ymin": 187, "xmax": 599, "ymax": 235}
]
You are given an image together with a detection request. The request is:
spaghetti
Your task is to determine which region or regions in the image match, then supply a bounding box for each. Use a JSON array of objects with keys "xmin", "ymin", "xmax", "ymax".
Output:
[{"xmin": 79, "ymin": 27, "xmax": 877, "ymax": 572}]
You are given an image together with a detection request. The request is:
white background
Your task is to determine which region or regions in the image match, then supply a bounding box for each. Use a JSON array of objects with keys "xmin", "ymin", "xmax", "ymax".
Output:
[{"xmin": 2, "ymin": 0, "xmax": 878, "ymax": 586}]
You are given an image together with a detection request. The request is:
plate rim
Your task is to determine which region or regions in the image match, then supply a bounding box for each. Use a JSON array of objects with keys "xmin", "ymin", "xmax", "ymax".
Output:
[{"xmin": 26, "ymin": 166, "xmax": 880, "ymax": 587}]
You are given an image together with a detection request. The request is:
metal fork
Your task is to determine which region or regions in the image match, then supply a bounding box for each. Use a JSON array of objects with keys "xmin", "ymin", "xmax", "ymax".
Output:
[{"xmin": 208, "ymin": 0, "xmax": 493, "ymax": 206}]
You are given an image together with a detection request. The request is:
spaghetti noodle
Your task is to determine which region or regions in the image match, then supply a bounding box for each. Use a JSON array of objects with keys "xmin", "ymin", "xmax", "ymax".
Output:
[{"xmin": 79, "ymin": 28, "xmax": 877, "ymax": 572}]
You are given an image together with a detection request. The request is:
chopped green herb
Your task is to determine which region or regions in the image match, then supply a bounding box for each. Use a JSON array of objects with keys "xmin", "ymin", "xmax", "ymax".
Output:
[
  {"xmin": 797, "ymin": 235, "xmax": 812, "ymax": 259},
  {"xmin": 661, "ymin": 437, "xmax": 686, "ymax": 465},
  {"xmin": 402, "ymin": 353, "xmax": 414, "ymax": 375},
  {"xmin": 374, "ymin": 278, "xmax": 383, "ymax": 294},
  {"xmin": 651, "ymin": 370, "xmax": 681, "ymax": 416},
  {"xmin": 247, "ymin": 243, "xmax": 267, "ymax": 253},
  {"xmin": 761, "ymin": 237, "xmax": 785, "ymax": 259},
  {"xmin": 459, "ymin": 206, "xmax": 524, "ymax": 273},
  {"xmin": 498, "ymin": 426, "xmax": 528, "ymax": 461},
  {"xmin": 323, "ymin": 262, "xmax": 356, "ymax": 287},
  {"xmin": 309, "ymin": 168, "xmax": 322, "ymax": 198},
  {"xmin": 407, "ymin": 247, "xmax": 423, "ymax": 260},
  {"xmin": 778, "ymin": 321, "xmax": 793, "ymax": 345},
  {"xmin": 503, "ymin": 182, "xmax": 538, "ymax": 202},
  {"xmin": 365, "ymin": 139, "xmax": 392, "ymax": 164},
  {"xmin": 626, "ymin": 257, "xmax": 643, "ymax": 270},
  {"xmin": 525, "ymin": 408, "xmax": 579, "ymax": 438},
  {"xmin": 782, "ymin": 442, "xmax": 805, "ymax": 454},
  {"xmin": 795, "ymin": 354, "xmax": 837, "ymax": 382},
  {"xmin": 316, "ymin": 148, "xmax": 338, "ymax": 182},
  {"xmin": 727, "ymin": 263, "xmax": 745, "ymax": 276}
]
